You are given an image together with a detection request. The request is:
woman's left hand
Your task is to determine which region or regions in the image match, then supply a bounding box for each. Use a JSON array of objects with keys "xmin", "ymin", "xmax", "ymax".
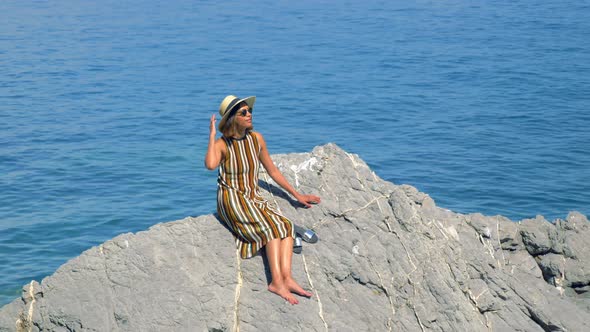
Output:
[{"xmin": 296, "ymin": 194, "xmax": 321, "ymax": 208}]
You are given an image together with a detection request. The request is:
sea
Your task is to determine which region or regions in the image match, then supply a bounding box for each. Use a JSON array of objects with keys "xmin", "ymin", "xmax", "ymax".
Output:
[{"xmin": 1, "ymin": 0, "xmax": 589, "ymax": 306}]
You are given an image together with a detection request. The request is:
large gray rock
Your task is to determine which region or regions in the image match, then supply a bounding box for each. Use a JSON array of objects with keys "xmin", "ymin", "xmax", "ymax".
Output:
[{"xmin": 1, "ymin": 143, "xmax": 589, "ymax": 331}]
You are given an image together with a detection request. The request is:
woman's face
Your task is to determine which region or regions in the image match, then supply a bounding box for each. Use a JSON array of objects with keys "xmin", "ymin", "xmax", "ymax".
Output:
[{"xmin": 233, "ymin": 103, "xmax": 253, "ymax": 130}]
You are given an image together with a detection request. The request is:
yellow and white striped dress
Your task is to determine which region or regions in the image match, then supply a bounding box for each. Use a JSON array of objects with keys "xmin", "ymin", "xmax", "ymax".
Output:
[{"xmin": 217, "ymin": 131, "xmax": 295, "ymax": 259}]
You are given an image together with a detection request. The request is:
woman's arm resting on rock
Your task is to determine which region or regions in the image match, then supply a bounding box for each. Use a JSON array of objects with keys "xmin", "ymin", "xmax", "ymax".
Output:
[{"xmin": 256, "ymin": 132, "xmax": 321, "ymax": 208}]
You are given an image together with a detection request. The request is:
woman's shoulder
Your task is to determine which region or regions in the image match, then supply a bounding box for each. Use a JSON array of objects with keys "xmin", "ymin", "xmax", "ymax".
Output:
[
  {"xmin": 250, "ymin": 131, "xmax": 265, "ymax": 141},
  {"xmin": 249, "ymin": 131, "xmax": 266, "ymax": 150},
  {"xmin": 215, "ymin": 136, "xmax": 228, "ymax": 152}
]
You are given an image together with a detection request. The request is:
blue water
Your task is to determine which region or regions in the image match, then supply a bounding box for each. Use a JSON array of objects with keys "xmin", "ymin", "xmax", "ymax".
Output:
[{"xmin": 1, "ymin": 0, "xmax": 589, "ymax": 306}]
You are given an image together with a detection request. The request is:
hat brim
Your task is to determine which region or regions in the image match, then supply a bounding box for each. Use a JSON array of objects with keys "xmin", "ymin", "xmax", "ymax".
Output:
[{"xmin": 218, "ymin": 96, "xmax": 256, "ymax": 132}]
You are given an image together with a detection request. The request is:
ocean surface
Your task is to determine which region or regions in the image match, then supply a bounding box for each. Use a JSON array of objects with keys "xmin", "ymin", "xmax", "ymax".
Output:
[{"xmin": 1, "ymin": 0, "xmax": 589, "ymax": 306}]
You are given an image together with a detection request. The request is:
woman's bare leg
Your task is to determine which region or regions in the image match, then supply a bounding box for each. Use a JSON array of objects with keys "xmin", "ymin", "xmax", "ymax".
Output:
[
  {"xmin": 266, "ymin": 238, "xmax": 298, "ymax": 304},
  {"xmin": 279, "ymin": 237, "xmax": 313, "ymax": 297}
]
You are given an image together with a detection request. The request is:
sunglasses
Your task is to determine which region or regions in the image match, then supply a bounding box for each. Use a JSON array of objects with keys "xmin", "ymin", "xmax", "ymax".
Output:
[{"xmin": 234, "ymin": 108, "xmax": 253, "ymax": 117}]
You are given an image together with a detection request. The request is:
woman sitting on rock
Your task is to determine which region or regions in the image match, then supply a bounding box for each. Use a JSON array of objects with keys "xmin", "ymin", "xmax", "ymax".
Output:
[{"xmin": 205, "ymin": 95, "xmax": 321, "ymax": 305}]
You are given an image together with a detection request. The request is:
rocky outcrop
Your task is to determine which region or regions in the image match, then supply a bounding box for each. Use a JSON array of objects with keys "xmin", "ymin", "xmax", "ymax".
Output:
[{"xmin": 1, "ymin": 144, "xmax": 589, "ymax": 331}]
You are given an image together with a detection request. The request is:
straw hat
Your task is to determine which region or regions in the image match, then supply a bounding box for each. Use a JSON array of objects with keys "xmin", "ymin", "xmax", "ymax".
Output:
[{"xmin": 218, "ymin": 95, "xmax": 256, "ymax": 131}]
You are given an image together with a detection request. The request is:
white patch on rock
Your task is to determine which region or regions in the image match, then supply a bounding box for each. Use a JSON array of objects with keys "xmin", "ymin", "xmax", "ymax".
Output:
[
  {"xmin": 482, "ymin": 227, "xmax": 491, "ymax": 238},
  {"xmin": 556, "ymin": 286, "xmax": 564, "ymax": 296},
  {"xmin": 290, "ymin": 157, "xmax": 318, "ymax": 187},
  {"xmin": 352, "ymin": 245, "xmax": 360, "ymax": 255},
  {"xmin": 446, "ymin": 226, "xmax": 459, "ymax": 241}
]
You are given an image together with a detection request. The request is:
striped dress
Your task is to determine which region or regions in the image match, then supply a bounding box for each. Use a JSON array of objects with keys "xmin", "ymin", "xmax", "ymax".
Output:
[{"xmin": 217, "ymin": 131, "xmax": 295, "ymax": 259}]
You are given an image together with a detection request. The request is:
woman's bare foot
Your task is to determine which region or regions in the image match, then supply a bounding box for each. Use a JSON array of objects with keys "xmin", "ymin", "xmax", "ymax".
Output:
[
  {"xmin": 268, "ymin": 282, "xmax": 299, "ymax": 305},
  {"xmin": 285, "ymin": 277, "xmax": 313, "ymax": 298}
]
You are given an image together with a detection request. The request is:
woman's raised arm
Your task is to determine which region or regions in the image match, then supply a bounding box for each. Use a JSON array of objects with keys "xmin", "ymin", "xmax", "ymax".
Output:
[{"xmin": 205, "ymin": 114, "xmax": 225, "ymax": 170}]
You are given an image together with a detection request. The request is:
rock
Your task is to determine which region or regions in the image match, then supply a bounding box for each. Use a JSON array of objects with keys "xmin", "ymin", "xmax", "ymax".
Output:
[
  {"xmin": 1, "ymin": 143, "xmax": 589, "ymax": 331},
  {"xmin": 537, "ymin": 253, "xmax": 565, "ymax": 286},
  {"xmin": 520, "ymin": 216, "xmax": 556, "ymax": 256}
]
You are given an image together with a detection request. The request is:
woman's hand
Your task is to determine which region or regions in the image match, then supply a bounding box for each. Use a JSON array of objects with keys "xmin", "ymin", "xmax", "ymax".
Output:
[
  {"xmin": 209, "ymin": 114, "xmax": 217, "ymax": 137},
  {"xmin": 296, "ymin": 194, "xmax": 321, "ymax": 208}
]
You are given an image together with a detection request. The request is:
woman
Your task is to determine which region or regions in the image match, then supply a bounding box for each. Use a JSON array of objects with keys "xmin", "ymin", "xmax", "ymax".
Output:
[{"xmin": 205, "ymin": 95, "xmax": 321, "ymax": 305}]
